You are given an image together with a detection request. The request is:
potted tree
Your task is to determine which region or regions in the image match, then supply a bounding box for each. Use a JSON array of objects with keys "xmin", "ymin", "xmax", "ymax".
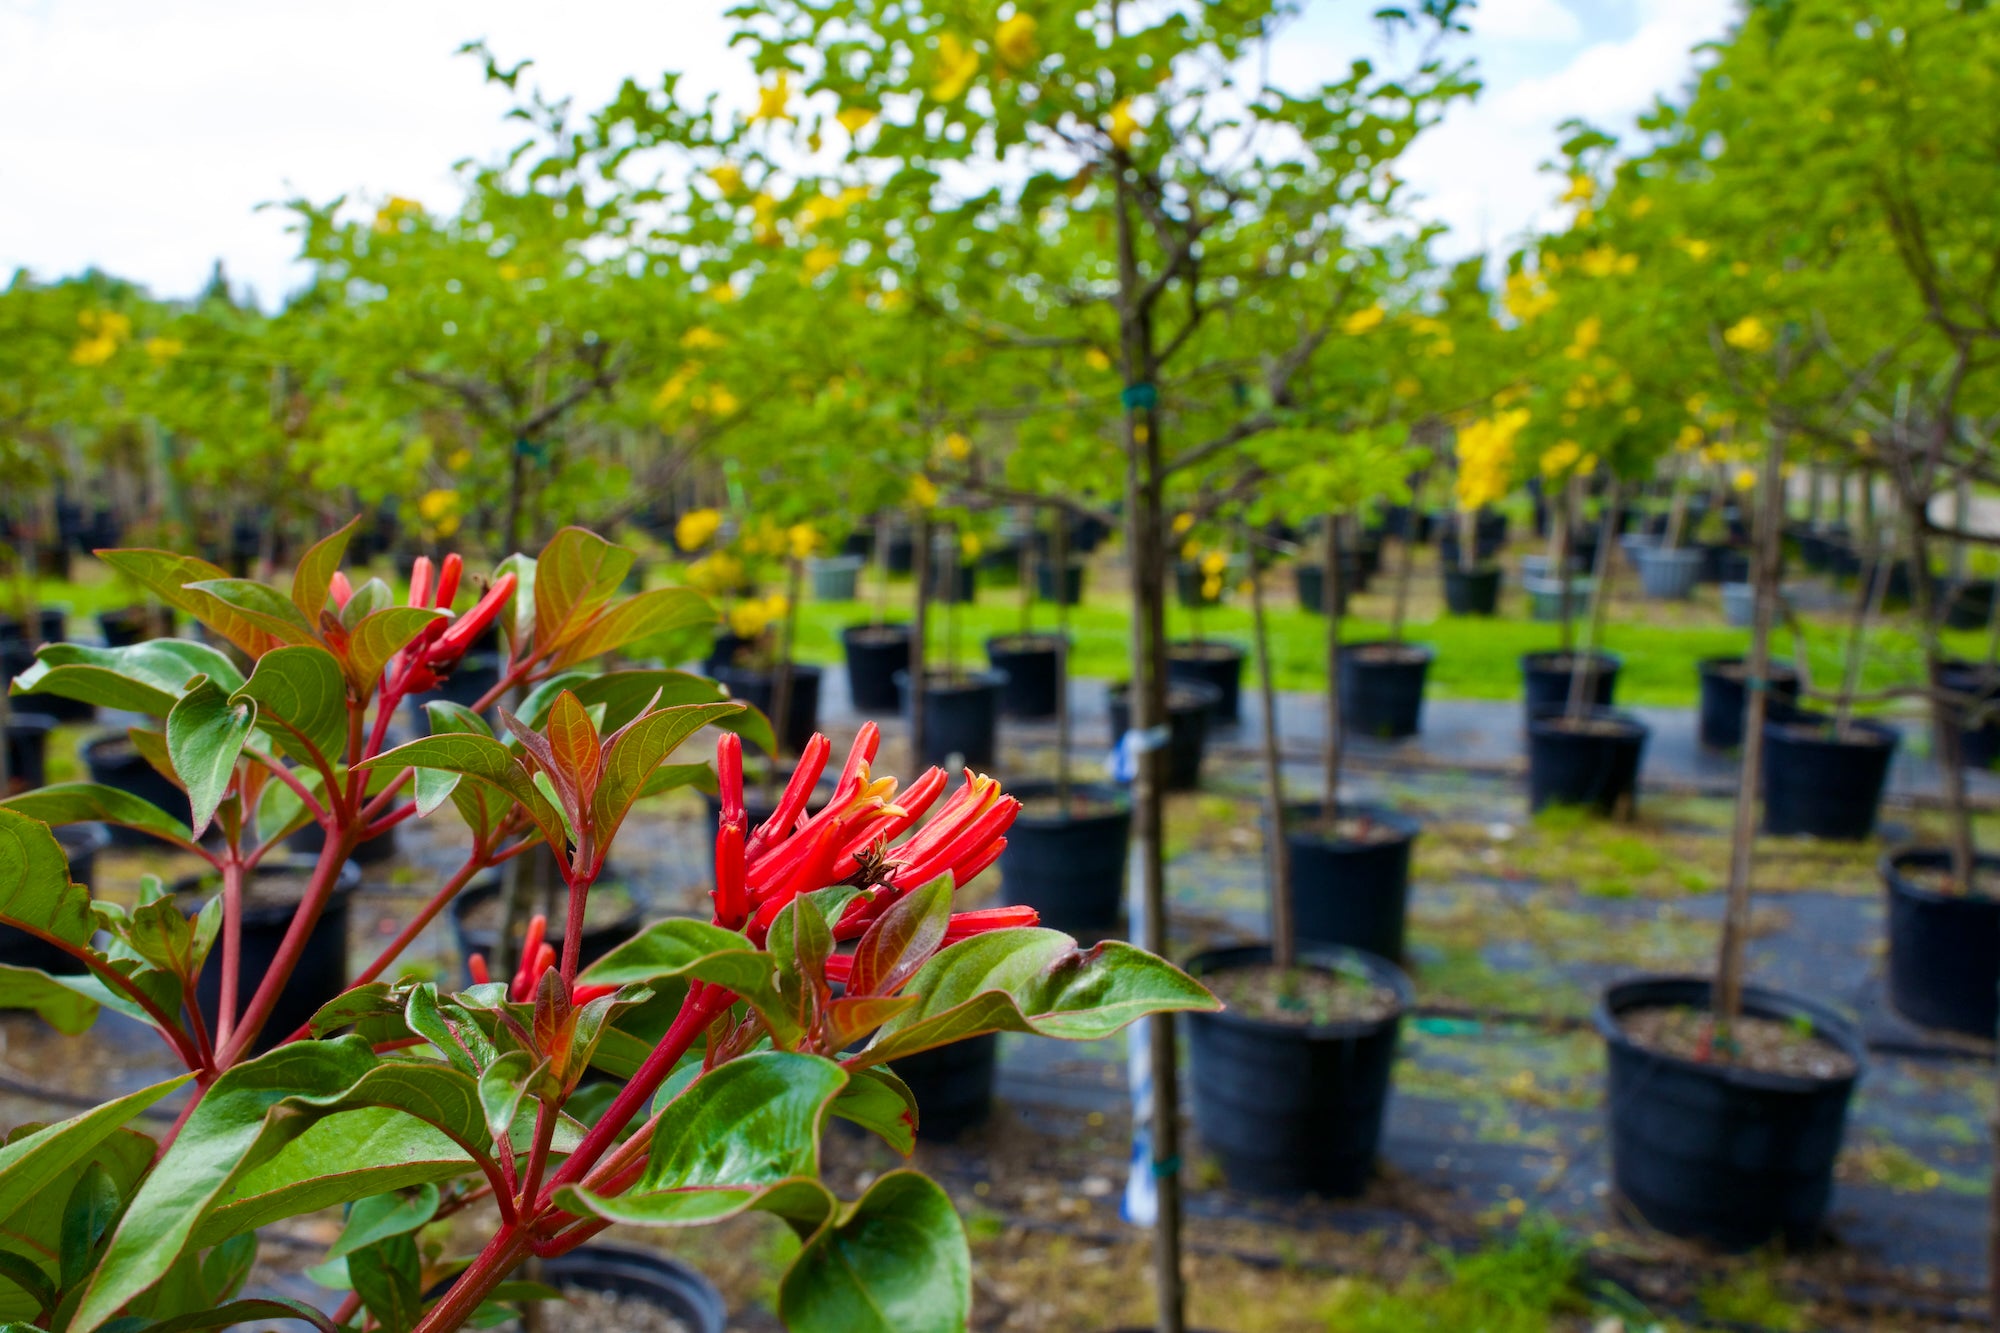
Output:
[{"xmin": 987, "ymin": 503, "xmax": 1068, "ymax": 719}]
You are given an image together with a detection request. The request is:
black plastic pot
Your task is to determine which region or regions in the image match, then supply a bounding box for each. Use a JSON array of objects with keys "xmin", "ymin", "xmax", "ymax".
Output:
[
  {"xmin": 931, "ymin": 561, "xmax": 977, "ymax": 604},
  {"xmin": 1942, "ymin": 580, "xmax": 1996, "ymax": 632},
  {"xmin": 1438, "ymin": 513, "xmax": 1507, "ymax": 566},
  {"xmin": 886, "ymin": 533, "xmax": 915, "ymax": 574},
  {"xmin": 1520, "ymin": 650, "xmax": 1620, "ymax": 719},
  {"xmin": 897, "ymin": 669, "xmax": 1005, "ymax": 770},
  {"xmin": 174, "ymin": 856, "xmax": 361, "ymax": 1052},
  {"xmin": 96, "ymin": 606, "xmax": 170, "ymax": 647},
  {"xmin": 1107, "ymin": 681, "xmax": 1220, "ymax": 792},
  {"xmin": 1695, "ymin": 657, "xmax": 1802, "ymax": 751},
  {"xmin": 3, "ymin": 713, "xmax": 56, "ymax": 796},
  {"xmin": 1762, "ymin": 715, "xmax": 1897, "ymax": 840},
  {"xmin": 1293, "ymin": 561, "xmax": 1356, "ymax": 616},
  {"xmin": 83, "ymin": 732, "xmax": 193, "ymax": 845},
  {"xmin": 841, "ymin": 623, "xmax": 911, "ymax": 714},
  {"xmin": 1441, "ymin": 565, "xmax": 1501, "ymax": 616},
  {"xmin": 1339, "ymin": 642, "xmax": 1432, "ymax": 740},
  {"xmin": 998, "ymin": 781, "xmax": 1131, "ymax": 934},
  {"xmin": 1597, "ymin": 975, "xmax": 1861, "ymax": 1249},
  {"xmin": 1936, "ymin": 658, "xmax": 2000, "ymax": 771},
  {"xmin": 449, "ymin": 869, "xmax": 646, "ymax": 987},
  {"xmin": 0, "ymin": 824, "xmax": 109, "ymax": 981},
  {"xmin": 1035, "ymin": 561, "xmax": 1086, "ymax": 606},
  {"xmin": 474, "ymin": 1245, "xmax": 726, "ymax": 1333},
  {"xmin": 711, "ymin": 663, "xmax": 822, "ymax": 756},
  {"xmin": 1175, "ymin": 562, "xmax": 1225, "ymax": 609},
  {"xmin": 1882, "ymin": 848, "xmax": 2000, "ymax": 1039},
  {"xmin": 985, "ymin": 635, "xmax": 1062, "ymax": 719},
  {"xmin": 1283, "ymin": 803, "xmax": 1418, "ymax": 963},
  {"xmin": 1526, "ymin": 709, "xmax": 1649, "ymax": 817},
  {"xmin": 892, "ymin": 1033, "xmax": 998, "ymax": 1140},
  {"xmin": 287, "ymin": 818, "xmax": 399, "ymax": 866},
  {"xmin": 1186, "ymin": 945, "xmax": 1410, "ymax": 1197},
  {"xmin": 1, "ymin": 633, "xmax": 91, "ymax": 723},
  {"xmin": 1166, "ymin": 641, "xmax": 1243, "ymax": 726},
  {"xmin": 0, "ymin": 608, "xmax": 66, "ymax": 645}
]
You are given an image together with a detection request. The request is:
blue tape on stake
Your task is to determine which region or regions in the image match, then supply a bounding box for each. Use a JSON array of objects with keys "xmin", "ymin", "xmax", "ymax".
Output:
[{"xmin": 1120, "ymin": 382, "xmax": 1158, "ymax": 411}]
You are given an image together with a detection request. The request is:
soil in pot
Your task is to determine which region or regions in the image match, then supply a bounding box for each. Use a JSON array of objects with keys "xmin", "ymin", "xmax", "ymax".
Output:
[
  {"xmin": 841, "ymin": 623, "xmax": 911, "ymax": 714},
  {"xmin": 1284, "ymin": 803, "xmax": 1418, "ymax": 963},
  {"xmin": 1762, "ymin": 716, "xmax": 1897, "ymax": 840},
  {"xmin": 711, "ymin": 662, "xmax": 822, "ymax": 756},
  {"xmin": 985, "ymin": 634, "xmax": 1063, "ymax": 719},
  {"xmin": 1166, "ymin": 640, "xmax": 1243, "ymax": 725},
  {"xmin": 1526, "ymin": 710, "xmax": 1648, "ymax": 817},
  {"xmin": 1696, "ymin": 657, "xmax": 1802, "ymax": 751},
  {"xmin": 898, "ymin": 669, "xmax": 1004, "ymax": 770},
  {"xmin": 1107, "ymin": 681, "xmax": 1219, "ymax": 792},
  {"xmin": 1186, "ymin": 945, "xmax": 1410, "ymax": 1197},
  {"xmin": 999, "ymin": 781, "xmax": 1131, "ymax": 934},
  {"xmin": 1597, "ymin": 977, "xmax": 1862, "ymax": 1250},
  {"xmin": 1339, "ymin": 641, "xmax": 1432, "ymax": 740},
  {"xmin": 1882, "ymin": 848, "xmax": 2000, "ymax": 1039},
  {"xmin": 1520, "ymin": 650, "xmax": 1619, "ymax": 718},
  {"xmin": 176, "ymin": 858, "xmax": 360, "ymax": 1051},
  {"xmin": 477, "ymin": 1244, "xmax": 725, "ymax": 1333},
  {"xmin": 84, "ymin": 733, "xmax": 194, "ymax": 845}
]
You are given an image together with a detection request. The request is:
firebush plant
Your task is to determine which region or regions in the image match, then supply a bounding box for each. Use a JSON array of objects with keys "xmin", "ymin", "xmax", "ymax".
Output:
[{"xmin": 0, "ymin": 522, "xmax": 1214, "ymax": 1333}]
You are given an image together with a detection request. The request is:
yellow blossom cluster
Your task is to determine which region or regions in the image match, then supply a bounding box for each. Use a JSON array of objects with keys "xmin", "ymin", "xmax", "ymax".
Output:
[
  {"xmin": 1539, "ymin": 440, "xmax": 1598, "ymax": 480},
  {"xmin": 1342, "ymin": 304, "xmax": 1386, "ymax": 336},
  {"xmin": 1578, "ymin": 247, "xmax": 1638, "ymax": 279},
  {"xmin": 685, "ymin": 553, "xmax": 746, "ymax": 598},
  {"xmin": 908, "ymin": 474, "xmax": 940, "ymax": 510},
  {"xmin": 417, "ymin": 488, "xmax": 461, "ymax": 538},
  {"xmin": 728, "ymin": 593, "xmax": 790, "ymax": 639},
  {"xmin": 71, "ymin": 310, "xmax": 132, "ymax": 366},
  {"xmin": 1723, "ymin": 316, "xmax": 1773, "ymax": 354},
  {"xmin": 675, "ymin": 508, "xmax": 723, "ymax": 552},
  {"xmin": 933, "ymin": 35, "xmax": 979, "ymax": 100},
  {"xmin": 1453, "ymin": 409, "xmax": 1528, "ymax": 512},
  {"xmin": 1503, "ymin": 271, "xmax": 1557, "ymax": 323}
]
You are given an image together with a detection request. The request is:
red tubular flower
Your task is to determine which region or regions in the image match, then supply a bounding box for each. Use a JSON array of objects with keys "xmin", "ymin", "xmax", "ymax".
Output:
[
  {"xmin": 942, "ymin": 905, "xmax": 1039, "ymax": 943},
  {"xmin": 409, "ymin": 556, "xmax": 434, "ymax": 610},
  {"xmin": 751, "ymin": 734, "xmax": 830, "ymax": 852},
  {"xmin": 711, "ymin": 735, "xmax": 749, "ymax": 930},
  {"xmin": 467, "ymin": 954, "xmax": 491, "ymax": 986},
  {"xmin": 572, "ymin": 982, "xmax": 619, "ymax": 1006},
  {"xmin": 823, "ymin": 953, "xmax": 854, "ymax": 986},
  {"xmin": 329, "ymin": 571, "xmax": 353, "ymax": 610},
  {"xmin": 434, "ymin": 553, "xmax": 463, "ymax": 609},
  {"xmin": 426, "ymin": 571, "xmax": 518, "ymax": 670}
]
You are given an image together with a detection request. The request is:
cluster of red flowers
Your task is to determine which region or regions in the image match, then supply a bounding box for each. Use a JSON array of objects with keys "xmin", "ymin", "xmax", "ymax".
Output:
[{"xmin": 328, "ymin": 553, "xmax": 518, "ymax": 696}]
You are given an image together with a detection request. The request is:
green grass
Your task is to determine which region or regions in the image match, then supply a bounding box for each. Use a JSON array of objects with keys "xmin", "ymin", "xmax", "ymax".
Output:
[{"xmin": 1320, "ymin": 1220, "xmax": 1646, "ymax": 1332}]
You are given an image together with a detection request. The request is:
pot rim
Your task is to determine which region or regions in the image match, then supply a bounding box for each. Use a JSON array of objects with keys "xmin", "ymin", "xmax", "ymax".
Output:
[
  {"xmin": 1339, "ymin": 639, "xmax": 1436, "ymax": 666},
  {"xmin": 1764, "ymin": 712, "xmax": 1899, "ymax": 750},
  {"xmin": 1107, "ymin": 678, "xmax": 1223, "ymax": 712},
  {"xmin": 1595, "ymin": 973, "xmax": 1865, "ymax": 1092},
  {"xmin": 1186, "ymin": 943, "xmax": 1412, "ymax": 1039},
  {"xmin": 3, "ymin": 711, "xmax": 59, "ymax": 736},
  {"xmin": 1880, "ymin": 845, "xmax": 2000, "ymax": 907},
  {"xmin": 1279, "ymin": 800, "xmax": 1420, "ymax": 848},
  {"xmin": 984, "ymin": 632, "xmax": 1069, "ymax": 653},
  {"xmin": 892, "ymin": 667, "xmax": 1009, "ymax": 694},
  {"xmin": 1520, "ymin": 648, "xmax": 1623, "ymax": 673},
  {"xmin": 1165, "ymin": 638, "xmax": 1247, "ymax": 660},
  {"xmin": 448, "ymin": 873, "xmax": 646, "ymax": 932},
  {"xmin": 840, "ymin": 621, "xmax": 912, "ymax": 642},
  {"xmin": 711, "ymin": 661, "xmax": 825, "ymax": 684},
  {"xmin": 1695, "ymin": 655, "xmax": 1802, "ymax": 684},
  {"xmin": 1005, "ymin": 780, "xmax": 1132, "ymax": 829},
  {"xmin": 1526, "ymin": 707, "xmax": 1649, "ymax": 740}
]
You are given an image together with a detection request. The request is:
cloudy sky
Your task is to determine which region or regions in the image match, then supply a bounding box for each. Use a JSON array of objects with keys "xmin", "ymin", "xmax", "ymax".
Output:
[{"xmin": 0, "ymin": 0, "xmax": 1736, "ymax": 308}]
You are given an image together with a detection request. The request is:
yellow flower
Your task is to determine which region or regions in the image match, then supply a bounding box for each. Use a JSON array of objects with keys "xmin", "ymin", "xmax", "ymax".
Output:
[
  {"xmin": 1453, "ymin": 409, "xmax": 1528, "ymax": 511},
  {"xmin": 446, "ymin": 448, "xmax": 472, "ymax": 471},
  {"xmin": 1172, "ymin": 513, "xmax": 1195, "ymax": 536},
  {"xmin": 1629, "ymin": 195, "xmax": 1654, "ymax": 218},
  {"xmin": 1202, "ymin": 576, "xmax": 1224, "ymax": 601},
  {"xmin": 728, "ymin": 600, "xmax": 773, "ymax": 639},
  {"xmin": 417, "ymin": 489, "xmax": 460, "ymax": 534},
  {"xmin": 1084, "ymin": 347, "xmax": 1112, "ymax": 372},
  {"xmin": 1733, "ymin": 468, "xmax": 1758, "ymax": 492},
  {"xmin": 932, "ymin": 34, "xmax": 979, "ymax": 101},
  {"xmin": 1676, "ymin": 423, "xmax": 1705, "ymax": 451},
  {"xmin": 943, "ymin": 432, "xmax": 972, "ymax": 460},
  {"xmin": 1342, "ymin": 304, "xmax": 1386, "ymax": 336},
  {"xmin": 1723, "ymin": 316, "xmax": 1773, "ymax": 354},
  {"xmin": 1539, "ymin": 440, "xmax": 1583, "ymax": 479},
  {"xmin": 787, "ymin": 524, "xmax": 819, "ymax": 559},
  {"xmin": 755, "ymin": 73, "xmax": 791, "ymax": 122},
  {"xmin": 1394, "ymin": 377, "xmax": 1422, "ymax": 398},
  {"xmin": 837, "ymin": 106, "xmax": 876, "ymax": 134},
  {"xmin": 675, "ymin": 508, "xmax": 723, "ymax": 552},
  {"xmin": 1564, "ymin": 315, "xmax": 1602, "ymax": 359},
  {"xmin": 1579, "ymin": 246, "xmax": 1627, "ymax": 279},
  {"xmin": 1503, "ymin": 271, "xmax": 1557, "ymax": 322},
  {"xmin": 909, "ymin": 474, "xmax": 940, "ymax": 510},
  {"xmin": 1674, "ymin": 237, "xmax": 1712, "ymax": 262},
  {"xmin": 995, "ymin": 12, "xmax": 1037, "ymax": 70},
  {"xmin": 1182, "ymin": 539, "xmax": 1201, "ymax": 560},
  {"xmin": 70, "ymin": 335, "xmax": 118, "ymax": 367},
  {"xmin": 961, "ymin": 531, "xmax": 983, "ymax": 557},
  {"xmin": 373, "ymin": 196, "xmax": 424, "ymax": 233},
  {"xmin": 143, "ymin": 336, "xmax": 183, "ymax": 364},
  {"xmin": 685, "ymin": 554, "xmax": 745, "ymax": 597},
  {"xmin": 708, "ymin": 164, "xmax": 745, "ymax": 198},
  {"xmin": 1108, "ymin": 99, "xmax": 1141, "ymax": 150},
  {"xmin": 801, "ymin": 246, "xmax": 839, "ymax": 279},
  {"xmin": 1199, "ymin": 550, "xmax": 1229, "ymax": 577},
  {"xmin": 681, "ymin": 326, "xmax": 724, "ymax": 352},
  {"xmin": 1559, "ymin": 173, "xmax": 1596, "ymax": 205},
  {"xmin": 70, "ymin": 309, "xmax": 132, "ymax": 365}
]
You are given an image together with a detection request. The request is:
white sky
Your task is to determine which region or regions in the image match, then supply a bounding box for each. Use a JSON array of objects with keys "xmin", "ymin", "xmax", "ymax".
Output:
[{"xmin": 0, "ymin": 0, "xmax": 1736, "ymax": 308}]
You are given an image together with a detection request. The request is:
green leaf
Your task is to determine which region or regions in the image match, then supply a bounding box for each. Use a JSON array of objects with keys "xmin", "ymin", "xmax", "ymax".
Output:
[
  {"xmin": 340, "ymin": 578, "xmax": 393, "ymax": 629},
  {"xmin": 849, "ymin": 876, "xmax": 951, "ymax": 998},
  {"xmin": 345, "ymin": 607, "xmax": 449, "ymax": 691},
  {"xmin": 290, "ymin": 518, "xmax": 360, "ymax": 623},
  {"xmin": 477, "ymin": 1052, "xmax": 538, "ymax": 1147},
  {"xmin": 0, "ymin": 786, "xmax": 195, "ymax": 850},
  {"xmin": 142, "ymin": 1297, "xmax": 339, "ymax": 1333},
  {"xmin": 164, "ymin": 678, "xmax": 256, "ymax": 838},
  {"xmin": 231, "ymin": 646, "xmax": 347, "ymax": 766},
  {"xmin": 325, "ymin": 1186, "xmax": 439, "ymax": 1262},
  {"xmin": 348, "ymin": 1233, "xmax": 421, "ymax": 1333},
  {"xmin": 519, "ymin": 669, "xmax": 773, "ymax": 754},
  {"xmin": 560, "ymin": 1052, "xmax": 847, "ymax": 1228},
  {"xmin": 0, "ymin": 1076, "xmax": 184, "ymax": 1227},
  {"xmin": 0, "ymin": 963, "xmax": 100, "ymax": 1035},
  {"xmin": 637, "ymin": 763, "xmax": 719, "ymax": 799},
  {"xmin": 180, "ymin": 580, "xmax": 318, "ymax": 647},
  {"xmin": 580, "ymin": 920, "xmax": 798, "ymax": 1047},
  {"xmin": 404, "ymin": 985, "xmax": 498, "ymax": 1079},
  {"xmin": 856, "ymin": 931, "xmax": 1219, "ymax": 1065},
  {"xmin": 96, "ymin": 551, "xmax": 275, "ymax": 658},
  {"xmin": 358, "ymin": 734, "xmax": 565, "ymax": 854},
  {"xmin": 0, "ymin": 1250, "xmax": 54, "ymax": 1318},
  {"xmin": 590, "ymin": 703, "xmax": 744, "ymax": 848},
  {"xmin": 60, "ymin": 1162, "xmax": 121, "ymax": 1289},
  {"xmin": 0, "ymin": 808, "xmax": 98, "ymax": 952},
  {"xmin": 415, "ymin": 703, "xmax": 490, "ymax": 815},
  {"xmin": 9, "ymin": 641, "xmax": 244, "ymax": 716},
  {"xmin": 533, "ymin": 528, "xmax": 633, "ymax": 653},
  {"xmin": 779, "ymin": 1172, "xmax": 969, "ymax": 1333},
  {"xmin": 831, "ymin": 1067, "xmax": 918, "ymax": 1155},
  {"xmin": 552, "ymin": 588, "xmax": 714, "ymax": 668},
  {"xmin": 494, "ymin": 553, "xmax": 537, "ymax": 659}
]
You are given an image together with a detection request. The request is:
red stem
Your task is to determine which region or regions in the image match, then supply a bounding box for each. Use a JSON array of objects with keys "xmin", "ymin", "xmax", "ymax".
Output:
[
  {"xmin": 410, "ymin": 1225, "xmax": 531, "ymax": 1333},
  {"xmin": 214, "ymin": 826, "xmax": 356, "ymax": 1067},
  {"xmin": 518, "ymin": 1097, "xmax": 560, "ymax": 1215},
  {"xmin": 216, "ymin": 856, "xmax": 245, "ymax": 1051},
  {"xmin": 255, "ymin": 750, "xmax": 331, "ymax": 828},
  {"xmin": 530, "ymin": 1217, "xmax": 611, "ymax": 1260}
]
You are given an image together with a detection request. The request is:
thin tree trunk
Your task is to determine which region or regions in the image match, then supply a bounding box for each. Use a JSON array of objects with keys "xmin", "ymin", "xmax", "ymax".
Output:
[
  {"xmin": 872, "ymin": 516, "xmax": 891, "ymax": 627},
  {"xmin": 1251, "ymin": 538, "xmax": 1294, "ymax": 971},
  {"xmin": 1390, "ymin": 467, "xmax": 1422, "ymax": 644},
  {"xmin": 768, "ymin": 553, "xmax": 805, "ymax": 768},
  {"xmin": 1904, "ymin": 499, "xmax": 1975, "ymax": 892},
  {"xmin": 1567, "ymin": 480, "xmax": 1622, "ymax": 722},
  {"xmin": 1716, "ymin": 425, "xmax": 1788, "ymax": 1026},
  {"xmin": 1836, "ymin": 543, "xmax": 1891, "ymax": 738},
  {"xmin": 908, "ymin": 514, "xmax": 932, "ymax": 772},
  {"xmin": 1019, "ymin": 507, "xmax": 1035, "ymax": 639},
  {"xmin": 1054, "ymin": 509, "xmax": 1073, "ymax": 807},
  {"xmin": 1321, "ymin": 514, "xmax": 1345, "ymax": 818},
  {"xmin": 1557, "ymin": 476, "xmax": 1580, "ymax": 654}
]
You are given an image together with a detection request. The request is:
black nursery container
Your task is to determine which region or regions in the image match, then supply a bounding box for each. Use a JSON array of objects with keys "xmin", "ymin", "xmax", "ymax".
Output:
[
  {"xmin": 1597, "ymin": 975, "xmax": 1861, "ymax": 1250},
  {"xmin": 1527, "ymin": 709, "xmax": 1649, "ymax": 816},
  {"xmin": 931, "ymin": 561, "xmax": 977, "ymax": 604},
  {"xmin": 1762, "ymin": 715, "xmax": 1897, "ymax": 840},
  {"xmin": 174, "ymin": 856, "xmax": 361, "ymax": 1052},
  {"xmin": 0, "ymin": 824, "xmax": 110, "ymax": 980},
  {"xmin": 841, "ymin": 623, "xmax": 911, "ymax": 714},
  {"xmin": 1283, "ymin": 803, "xmax": 1418, "ymax": 964},
  {"xmin": 1942, "ymin": 580, "xmax": 1997, "ymax": 632},
  {"xmin": 985, "ymin": 635, "xmax": 1063, "ymax": 719},
  {"xmin": 1294, "ymin": 560, "xmax": 1358, "ymax": 615},
  {"xmin": 525, "ymin": 1245, "xmax": 727, "ymax": 1333},
  {"xmin": 1936, "ymin": 658, "xmax": 2000, "ymax": 771},
  {"xmin": 892, "ymin": 1033, "xmax": 999, "ymax": 1140},
  {"xmin": 1186, "ymin": 945, "xmax": 1411, "ymax": 1197},
  {"xmin": 3, "ymin": 713, "xmax": 56, "ymax": 796},
  {"xmin": 1520, "ymin": 650, "xmax": 1620, "ymax": 719},
  {"xmin": 1339, "ymin": 642, "xmax": 1432, "ymax": 740},
  {"xmin": 1166, "ymin": 641, "xmax": 1243, "ymax": 725},
  {"xmin": 897, "ymin": 669, "xmax": 1005, "ymax": 770},
  {"xmin": 1035, "ymin": 561, "xmax": 1086, "ymax": 606},
  {"xmin": 1695, "ymin": 657, "xmax": 1801, "ymax": 751},
  {"xmin": 448, "ymin": 870, "xmax": 646, "ymax": 987},
  {"xmin": 998, "ymin": 781, "xmax": 1131, "ymax": 934},
  {"xmin": 1882, "ymin": 848, "xmax": 2000, "ymax": 1040},
  {"xmin": 1107, "ymin": 680, "xmax": 1220, "ymax": 792},
  {"xmin": 83, "ymin": 732, "xmax": 193, "ymax": 845},
  {"xmin": 1442, "ymin": 566, "xmax": 1501, "ymax": 616},
  {"xmin": 96, "ymin": 606, "xmax": 170, "ymax": 647},
  {"xmin": 711, "ymin": 662, "xmax": 822, "ymax": 756}
]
